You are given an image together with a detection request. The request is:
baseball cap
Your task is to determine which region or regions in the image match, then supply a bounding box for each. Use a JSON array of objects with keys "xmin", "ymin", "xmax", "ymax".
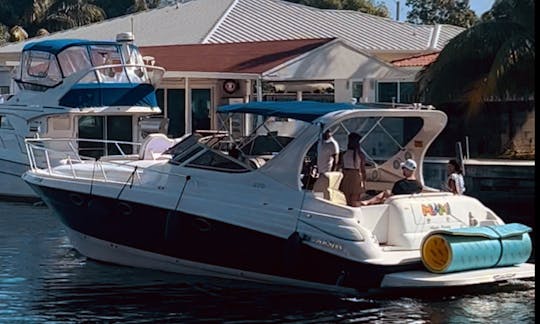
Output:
[{"xmin": 400, "ymin": 159, "xmax": 417, "ymax": 171}]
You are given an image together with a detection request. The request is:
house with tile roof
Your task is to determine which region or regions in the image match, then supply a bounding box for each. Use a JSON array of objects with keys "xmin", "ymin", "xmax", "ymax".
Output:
[{"xmin": 0, "ymin": 0, "xmax": 465, "ymax": 136}]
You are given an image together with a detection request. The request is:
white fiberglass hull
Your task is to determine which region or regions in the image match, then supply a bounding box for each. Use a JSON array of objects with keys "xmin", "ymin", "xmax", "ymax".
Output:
[{"xmin": 381, "ymin": 264, "xmax": 535, "ymax": 288}]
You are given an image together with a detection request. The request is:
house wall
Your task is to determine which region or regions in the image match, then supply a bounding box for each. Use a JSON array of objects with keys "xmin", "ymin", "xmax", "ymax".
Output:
[{"xmin": 0, "ymin": 68, "xmax": 11, "ymax": 93}]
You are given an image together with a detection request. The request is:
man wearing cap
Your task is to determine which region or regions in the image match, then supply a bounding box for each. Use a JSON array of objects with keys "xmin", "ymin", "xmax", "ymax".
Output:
[{"xmin": 361, "ymin": 158, "xmax": 423, "ymax": 205}]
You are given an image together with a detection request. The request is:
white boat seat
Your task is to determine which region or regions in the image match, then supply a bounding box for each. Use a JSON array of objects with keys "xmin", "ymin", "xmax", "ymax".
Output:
[
  {"xmin": 248, "ymin": 157, "xmax": 266, "ymax": 169},
  {"xmin": 139, "ymin": 133, "xmax": 175, "ymax": 160},
  {"xmin": 312, "ymin": 171, "xmax": 347, "ymax": 205}
]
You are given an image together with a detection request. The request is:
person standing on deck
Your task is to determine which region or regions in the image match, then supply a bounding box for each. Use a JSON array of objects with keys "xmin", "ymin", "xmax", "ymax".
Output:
[
  {"xmin": 312, "ymin": 129, "xmax": 340, "ymax": 193},
  {"xmin": 444, "ymin": 159, "xmax": 466, "ymax": 195},
  {"xmin": 339, "ymin": 132, "xmax": 367, "ymax": 206},
  {"xmin": 317, "ymin": 129, "xmax": 339, "ymax": 174}
]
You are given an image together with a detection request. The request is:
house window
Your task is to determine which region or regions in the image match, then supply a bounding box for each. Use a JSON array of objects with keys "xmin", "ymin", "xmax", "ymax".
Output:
[
  {"xmin": 156, "ymin": 88, "xmax": 212, "ymax": 138},
  {"xmin": 0, "ymin": 115, "xmax": 14, "ymax": 129},
  {"xmin": 352, "ymin": 81, "xmax": 363, "ymax": 103},
  {"xmin": 377, "ymin": 81, "xmax": 416, "ymax": 103},
  {"xmin": 378, "ymin": 82, "xmax": 398, "ymax": 103},
  {"xmin": 399, "ymin": 82, "xmax": 416, "ymax": 103}
]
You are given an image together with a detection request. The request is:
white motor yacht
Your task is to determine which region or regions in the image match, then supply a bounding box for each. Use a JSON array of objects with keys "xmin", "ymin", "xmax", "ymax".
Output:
[
  {"xmin": 21, "ymin": 101, "xmax": 534, "ymax": 294},
  {"xmin": 0, "ymin": 32, "xmax": 165, "ymax": 200}
]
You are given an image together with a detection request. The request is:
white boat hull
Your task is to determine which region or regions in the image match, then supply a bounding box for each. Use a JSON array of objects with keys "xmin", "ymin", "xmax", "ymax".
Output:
[
  {"xmin": 381, "ymin": 263, "xmax": 535, "ymax": 288},
  {"xmin": 0, "ymin": 158, "xmax": 37, "ymax": 199}
]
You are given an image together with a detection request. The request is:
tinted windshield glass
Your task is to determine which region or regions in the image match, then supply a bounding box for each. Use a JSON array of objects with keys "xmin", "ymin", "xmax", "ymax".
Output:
[{"xmin": 164, "ymin": 133, "xmax": 202, "ymax": 156}]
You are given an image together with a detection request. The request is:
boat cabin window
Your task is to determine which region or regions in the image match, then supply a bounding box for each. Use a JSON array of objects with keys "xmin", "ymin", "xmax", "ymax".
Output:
[
  {"xmin": 165, "ymin": 133, "xmax": 249, "ymax": 172},
  {"xmin": 165, "ymin": 133, "xmax": 202, "ymax": 157},
  {"xmin": 186, "ymin": 150, "xmax": 249, "ymax": 173},
  {"xmin": 120, "ymin": 44, "xmax": 146, "ymax": 83},
  {"xmin": 57, "ymin": 46, "xmax": 92, "ymax": 78},
  {"xmin": 330, "ymin": 116, "xmax": 423, "ymax": 165},
  {"xmin": 171, "ymin": 146, "xmax": 204, "ymax": 165},
  {"xmin": 240, "ymin": 133, "xmax": 294, "ymax": 156},
  {"xmin": 121, "ymin": 44, "xmax": 144, "ymax": 65},
  {"xmin": 20, "ymin": 50, "xmax": 62, "ymax": 88},
  {"xmin": 89, "ymin": 45, "xmax": 124, "ymax": 83},
  {"xmin": 0, "ymin": 115, "xmax": 14, "ymax": 130}
]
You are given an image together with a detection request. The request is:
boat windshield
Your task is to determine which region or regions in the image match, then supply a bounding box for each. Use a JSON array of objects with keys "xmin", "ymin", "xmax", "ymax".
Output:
[
  {"xmin": 328, "ymin": 116, "xmax": 424, "ymax": 165},
  {"xmin": 19, "ymin": 50, "xmax": 62, "ymax": 88},
  {"xmin": 57, "ymin": 46, "xmax": 93, "ymax": 78}
]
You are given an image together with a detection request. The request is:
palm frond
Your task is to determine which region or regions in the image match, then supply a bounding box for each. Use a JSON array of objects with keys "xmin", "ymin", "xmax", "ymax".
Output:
[{"xmin": 416, "ymin": 21, "xmax": 534, "ymax": 105}]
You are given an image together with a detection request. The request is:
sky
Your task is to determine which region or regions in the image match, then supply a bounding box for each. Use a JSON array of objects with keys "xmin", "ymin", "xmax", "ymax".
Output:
[{"xmin": 382, "ymin": 0, "xmax": 496, "ymax": 22}]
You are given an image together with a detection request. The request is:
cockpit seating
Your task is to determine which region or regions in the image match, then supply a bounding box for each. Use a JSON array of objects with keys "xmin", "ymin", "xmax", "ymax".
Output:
[
  {"xmin": 312, "ymin": 171, "xmax": 347, "ymax": 205},
  {"xmin": 139, "ymin": 133, "xmax": 175, "ymax": 160}
]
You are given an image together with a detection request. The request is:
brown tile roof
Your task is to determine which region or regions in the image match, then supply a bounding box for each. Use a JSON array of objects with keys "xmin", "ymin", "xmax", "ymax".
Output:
[
  {"xmin": 391, "ymin": 52, "xmax": 439, "ymax": 67},
  {"xmin": 140, "ymin": 38, "xmax": 335, "ymax": 74}
]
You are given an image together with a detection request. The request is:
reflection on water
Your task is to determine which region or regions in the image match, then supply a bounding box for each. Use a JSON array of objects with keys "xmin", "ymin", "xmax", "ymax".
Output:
[{"xmin": 0, "ymin": 201, "xmax": 535, "ymax": 323}]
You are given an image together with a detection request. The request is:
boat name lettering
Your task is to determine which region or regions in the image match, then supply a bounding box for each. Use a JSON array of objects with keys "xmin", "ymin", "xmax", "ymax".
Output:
[
  {"xmin": 311, "ymin": 238, "xmax": 343, "ymax": 251},
  {"xmin": 252, "ymin": 182, "xmax": 265, "ymax": 189},
  {"xmin": 421, "ymin": 202, "xmax": 451, "ymax": 216}
]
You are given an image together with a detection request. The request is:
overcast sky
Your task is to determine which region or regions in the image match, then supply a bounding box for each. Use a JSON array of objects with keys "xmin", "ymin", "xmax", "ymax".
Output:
[{"xmin": 382, "ymin": 0, "xmax": 496, "ymax": 22}]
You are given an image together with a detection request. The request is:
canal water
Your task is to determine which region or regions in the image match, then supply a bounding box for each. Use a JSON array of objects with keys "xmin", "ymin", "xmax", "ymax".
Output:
[{"xmin": 0, "ymin": 200, "xmax": 535, "ymax": 323}]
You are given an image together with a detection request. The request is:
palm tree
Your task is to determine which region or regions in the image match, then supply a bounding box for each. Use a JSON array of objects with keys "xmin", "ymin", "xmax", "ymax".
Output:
[
  {"xmin": 415, "ymin": 0, "xmax": 534, "ymax": 108},
  {"xmin": 43, "ymin": 0, "xmax": 106, "ymax": 32},
  {"xmin": 35, "ymin": 28, "xmax": 50, "ymax": 37},
  {"xmin": 9, "ymin": 25, "xmax": 29, "ymax": 42},
  {"xmin": 0, "ymin": 23, "xmax": 10, "ymax": 45},
  {"xmin": 0, "ymin": 0, "xmax": 55, "ymax": 37}
]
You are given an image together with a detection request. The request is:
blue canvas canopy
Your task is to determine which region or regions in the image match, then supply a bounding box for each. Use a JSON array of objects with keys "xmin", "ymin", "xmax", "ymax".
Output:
[
  {"xmin": 23, "ymin": 39, "xmax": 119, "ymax": 55},
  {"xmin": 217, "ymin": 101, "xmax": 361, "ymax": 122}
]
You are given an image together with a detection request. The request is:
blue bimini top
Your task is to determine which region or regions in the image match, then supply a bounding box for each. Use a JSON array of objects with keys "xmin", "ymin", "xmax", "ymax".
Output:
[
  {"xmin": 217, "ymin": 101, "xmax": 363, "ymax": 122},
  {"xmin": 23, "ymin": 39, "xmax": 120, "ymax": 55}
]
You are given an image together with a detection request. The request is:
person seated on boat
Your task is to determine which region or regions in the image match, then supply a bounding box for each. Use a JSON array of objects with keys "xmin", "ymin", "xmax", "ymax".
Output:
[
  {"xmin": 339, "ymin": 132, "xmax": 367, "ymax": 207},
  {"xmin": 360, "ymin": 158, "xmax": 422, "ymax": 206},
  {"xmin": 93, "ymin": 52, "xmax": 116, "ymax": 82},
  {"xmin": 443, "ymin": 159, "xmax": 466, "ymax": 195}
]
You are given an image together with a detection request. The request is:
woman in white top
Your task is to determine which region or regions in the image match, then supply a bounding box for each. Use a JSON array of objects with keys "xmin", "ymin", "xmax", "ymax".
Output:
[
  {"xmin": 445, "ymin": 159, "xmax": 466, "ymax": 195},
  {"xmin": 339, "ymin": 132, "xmax": 366, "ymax": 206}
]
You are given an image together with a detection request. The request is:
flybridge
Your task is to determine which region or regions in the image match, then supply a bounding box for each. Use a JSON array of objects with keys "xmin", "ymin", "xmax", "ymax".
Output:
[{"xmin": 14, "ymin": 33, "xmax": 163, "ymax": 92}]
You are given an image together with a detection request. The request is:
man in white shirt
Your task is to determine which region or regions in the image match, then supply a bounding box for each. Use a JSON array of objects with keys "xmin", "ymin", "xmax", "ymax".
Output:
[
  {"xmin": 317, "ymin": 129, "xmax": 339, "ymax": 174},
  {"xmin": 312, "ymin": 129, "xmax": 340, "ymax": 198}
]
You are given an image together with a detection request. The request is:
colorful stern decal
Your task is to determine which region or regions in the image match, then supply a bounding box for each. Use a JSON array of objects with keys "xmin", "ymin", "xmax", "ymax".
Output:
[{"xmin": 421, "ymin": 202, "xmax": 451, "ymax": 217}]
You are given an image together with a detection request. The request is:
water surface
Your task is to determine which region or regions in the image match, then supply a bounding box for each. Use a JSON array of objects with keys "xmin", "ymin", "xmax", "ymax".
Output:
[{"xmin": 0, "ymin": 201, "xmax": 535, "ymax": 323}]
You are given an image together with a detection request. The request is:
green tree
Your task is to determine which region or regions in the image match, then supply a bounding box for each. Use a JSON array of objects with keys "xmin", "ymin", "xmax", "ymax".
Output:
[
  {"xmin": 43, "ymin": 0, "xmax": 106, "ymax": 32},
  {"xmin": 415, "ymin": 0, "xmax": 534, "ymax": 106},
  {"xmin": 0, "ymin": 23, "xmax": 9, "ymax": 45},
  {"xmin": 285, "ymin": 0, "xmax": 389, "ymax": 18},
  {"xmin": 405, "ymin": 0, "xmax": 477, "ymax": 27},
  {"xmin": 0, "ymin": 0, "xmax": 55, "ymax": 36},
  {"xmin": 93, "ymin": 0, "xmax": 159, "ymax": 18}
]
